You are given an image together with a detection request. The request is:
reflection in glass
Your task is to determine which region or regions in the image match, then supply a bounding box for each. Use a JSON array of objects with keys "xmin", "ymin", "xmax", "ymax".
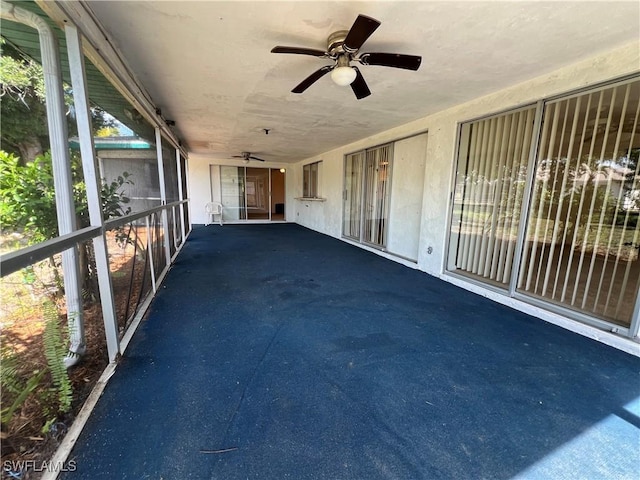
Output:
[
  {"xmin": 447, "ymin": 107, "xmax": 536, "ymax": 286},
  {"xmin": 343, "ymin": 144, "xmax": 392, "ymax": 248},
  {"xmin": 362, "ymin": 145, "xmax": 392, "ymax": 247},
  {"xmin": 343, "ymin": 152, "xmax": 364, "ymax": 240},
  {"xmin": 220, "ymin": 166, "xmax": 246, "ymax": 221},
  {"xmin": 246, "ymin": 167, "xmax": 270, "ymax": 220},
  {"xmin": 518, "ymin": 80, "xmax": 640, "ymax": 327}
]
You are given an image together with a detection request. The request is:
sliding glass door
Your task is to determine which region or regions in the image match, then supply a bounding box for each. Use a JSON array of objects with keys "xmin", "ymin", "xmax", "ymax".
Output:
[
  {"xmin": 343, "ymin": 144, "xmax": 393, "ymax": 248},
  {"xmin": 448, "ymin": 77, "xmax": 640, "ymax": 330},
  {"xmin": 343, "ymin": 152, "xmax": 365, "ymax": 240},
  {"xmin": 246, "ymin": 167, "xmax": 270, "ymax": 220},
  {"xmin": 448, "ymin": 106, "xmax": 536, "ymax": 287},
  {"xmin": 363, "ymin": 146, "xmax": 392, "ymax": 246},
  {"xmin": 517, "ymin": 81, "xmax": 640, "ymax": 327},
  {"xmin": 219, "ymin": 166, "xmax": 286, "ymax": 222},
  {"xmin": 220, "ymin": 166, "xmax": 246, "ymax": 221}
]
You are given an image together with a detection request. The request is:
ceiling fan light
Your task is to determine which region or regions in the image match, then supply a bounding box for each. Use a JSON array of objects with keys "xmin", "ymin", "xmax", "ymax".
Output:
[{"xmin": 331, "ymin": 66, "xmax": 357, "ymax": 86}]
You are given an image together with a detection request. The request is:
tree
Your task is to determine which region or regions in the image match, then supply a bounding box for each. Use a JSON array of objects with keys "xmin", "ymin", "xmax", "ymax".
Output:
[
  {"xmin": 95, "ymin": 126, "xmax": 120, "ymax": 137},
  {"xmin": 0, "ymin": 39, "xmax": 116, "ymax": 163},
  {"xmin": 0, "ymin": 151, "xmax": 56, "ymax": 243},
  {"xmin": 0, "ymin": 40, "xmax": 48, "ymax": 162}
]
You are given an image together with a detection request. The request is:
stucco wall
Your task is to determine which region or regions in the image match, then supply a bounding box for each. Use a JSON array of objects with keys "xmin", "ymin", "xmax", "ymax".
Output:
[
  {"xmin": 188, "ymin": 160, "xmax": 294, "ymax": 224},
  {"xmin": 387, "ymin": 133, "xmax": 428, "ymax": 261},
  {"xmin": 188, "ymin": 41, "xmax": 638, "ymax": 267},
  {"xmin": 290, "ymin": 41, "xmax": 639, "ymax": 277}
]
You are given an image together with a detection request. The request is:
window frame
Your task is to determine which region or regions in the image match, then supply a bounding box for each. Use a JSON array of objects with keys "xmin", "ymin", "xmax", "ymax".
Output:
[{"xmin": 302, "ymin": 161, "xmax": 322, "ymax": 199}]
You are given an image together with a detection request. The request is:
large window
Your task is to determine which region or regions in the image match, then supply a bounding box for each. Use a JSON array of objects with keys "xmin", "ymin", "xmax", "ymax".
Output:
[{"xmin": 448, "ymin": 77, "xmax": 640, "ymax": 330}]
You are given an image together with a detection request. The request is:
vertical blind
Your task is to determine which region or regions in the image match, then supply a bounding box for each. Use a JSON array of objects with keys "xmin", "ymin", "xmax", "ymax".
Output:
[
  {"xmin": 343, "ymin": 144, "xmax": 392, "ymax": 248},
  {"xmin": 449, "ymin": 107, "xmax": 536, "ymax": 286},
  {"xmin": 518, "ymin": 80, "xmax": 640, "ymax": 326},
  {"xmin": 363, "ymin": 145, "xmax": 392, "ymax": 246},
  {"xmin": 343, "ymin": 152, "xmax": 365, "ymax": 239},
  {"xmin": 449, "ymin": 78, "xmax": 640, "ymax": 328}
]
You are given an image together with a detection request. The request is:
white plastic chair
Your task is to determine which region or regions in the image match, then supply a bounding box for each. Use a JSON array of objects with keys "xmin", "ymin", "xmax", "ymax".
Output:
[{"xmin": 205, "ymin": 202, "xmax": 223, "ymax": 226}]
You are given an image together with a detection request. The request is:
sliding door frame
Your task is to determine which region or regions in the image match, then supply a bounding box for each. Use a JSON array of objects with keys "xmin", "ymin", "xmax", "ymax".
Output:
[
  {"xmin": 445, "ymin": 77, "xmax": 640, "ymax": 339},
  {"xmin": 342, "ymin": 143, "xmax": 394, "ymax": 250},
  {"xmin": 508, "ymin": 101, "xmax": 544, "ymax": 295},
  {"xmin": 219, "ymin": 166, "xmax": 285, "ymax": 223}
]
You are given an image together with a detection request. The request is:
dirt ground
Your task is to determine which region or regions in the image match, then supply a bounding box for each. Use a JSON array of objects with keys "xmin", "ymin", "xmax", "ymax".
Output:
[{"xmin": 1, "ymin": 229, "xmax": 152, "ymax": 479}]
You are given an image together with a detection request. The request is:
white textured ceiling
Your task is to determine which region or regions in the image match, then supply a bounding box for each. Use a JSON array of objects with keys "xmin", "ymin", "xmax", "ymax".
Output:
[{"xmin": 86, "ymin": 1, "xmax": 639, "ymax": 163}]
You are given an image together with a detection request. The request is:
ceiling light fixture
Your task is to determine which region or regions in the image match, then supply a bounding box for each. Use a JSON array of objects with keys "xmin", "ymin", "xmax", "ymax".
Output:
[
  {"xmin": 330, "ymin": 55, "xmax": 356, "ymax": 86},
  {"xmin": 331, "ymin": 65, "xmax": 357, "ymax": 86}
]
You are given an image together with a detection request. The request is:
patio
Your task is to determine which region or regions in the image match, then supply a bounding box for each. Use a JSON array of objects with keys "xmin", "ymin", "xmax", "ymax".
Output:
[{"xmin": 62, "ymin": 224, "xmax": 639, "ymax": 479}]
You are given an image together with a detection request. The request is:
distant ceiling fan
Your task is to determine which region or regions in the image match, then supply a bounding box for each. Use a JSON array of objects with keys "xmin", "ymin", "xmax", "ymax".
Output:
[
  {"xmin": 271, "ymin": 14, "xmax": 422, "ymax": 99},
  {"xmin": 233, "ymin": 152, "xmax": 266, "ymax": 163}
]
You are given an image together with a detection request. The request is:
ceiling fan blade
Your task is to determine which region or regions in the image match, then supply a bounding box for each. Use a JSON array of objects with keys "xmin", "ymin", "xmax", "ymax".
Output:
[
  {"xmin": 271, "ymin": 46, "xmax": 328, "ymax": 57},
  {"xmin": 292, "ymin": 65, "xmax": 334, "ymax": 93},
  {"xmin": 343, "ymin": 14, "xmax": 381, "ymax": 52},
  {"xmin": 249, "ymin": 156, "xmax": 266, "ymax": 162},
  {"xmin": 360, "ymin": 52, "xmax": 422, "ymax": 71},
  {"xmin": 350, "ymin": 67, "xmax": 371, "ymax": 100}
]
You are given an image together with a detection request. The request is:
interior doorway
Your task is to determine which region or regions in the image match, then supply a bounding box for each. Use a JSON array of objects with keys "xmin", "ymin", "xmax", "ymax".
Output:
[
  {"xmin": 217, "ymin": 166, "xmax": 286, "ymax": 222},
  {"xmin": 270, "ymin": 168, "xmax": 286, "ymax": 221}
]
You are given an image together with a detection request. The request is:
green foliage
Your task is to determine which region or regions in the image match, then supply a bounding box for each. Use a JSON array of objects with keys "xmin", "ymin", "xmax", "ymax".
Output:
[
  {"xmin": 42, "ymin": 302, "xmax": 73, "ymax": 417},
  {"xmin": 0, "ymin": 302, "xmax": 76, "ymax": 431},
  {"xmin": 0, "ymin": 150, "xmax": 57, "ymax": 242},
  {"xmin": 0, "ymin": 149, "xmax": 133, "ymax": 243},
  {"xmin": 0, "ymin": 147, "xmax": 133, "ymax": 300},
  {"xmin": 0, "ymin": 39, "xmax": 48, "ymax": 159},
  {"xmin": 0, "ymin": 346, "xmax": 45, "ymax": 427},
  {"xmin": 0, "ymin": 41, "xmax": 45, "ymax": 99},
  {"xmin": 101, "ymin": 172, "xmax": 133, "ymax": 220},
  {"xmin": 532, "ymin": 159, "xmax": 618, "ymax": 227},
  {"xmin": 95, "ymin": 126, "xmax": 120, "ymax": 137},
  {"xmin": 1, "ymin": 39, "xmax": 116, "ymax": 161}
]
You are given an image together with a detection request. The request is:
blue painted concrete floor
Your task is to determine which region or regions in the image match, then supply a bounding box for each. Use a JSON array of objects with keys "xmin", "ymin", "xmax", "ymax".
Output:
[{"xmin": 63, "ymin": 224, "xmax": 639, "ymax": 479}]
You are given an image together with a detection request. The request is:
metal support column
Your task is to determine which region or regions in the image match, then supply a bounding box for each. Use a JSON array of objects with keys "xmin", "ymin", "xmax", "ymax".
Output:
[
  {"xmin": 185, "ymin": 157, "xmax": 192, "ymax": 234},
  {"xmin": 176, "ymin": 148, "xmax": 186, "ymax": 243},
  {"xmin": 66, "ymin": 25, "xmax": 120, "ymax": 363},
  {"xmin": 155, "ymin": 128, "xmax": 171, "ymax": 267}
]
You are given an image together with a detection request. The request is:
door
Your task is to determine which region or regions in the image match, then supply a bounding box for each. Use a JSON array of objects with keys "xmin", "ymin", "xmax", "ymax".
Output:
[
  {"xmin": 343, "ymin": 144, "xmax": 393, "ymax": 248},
  {"xmin": 219, "ymin": 166, "xmax": 286, "ymax": 222},
  {"xmin": 220, "ymin": 166, "xmax": 246, "ymax": 221},
  {"xmin": 246, "ymin": 167, "xmax": 270, "ymax": 220},
  {"xmin": 271, "ymin": 168, "xmax": 286, "ymax": 221},
  {"xmin": 343, "ymin": 152, "xmax": 365, "ymax": 240}
]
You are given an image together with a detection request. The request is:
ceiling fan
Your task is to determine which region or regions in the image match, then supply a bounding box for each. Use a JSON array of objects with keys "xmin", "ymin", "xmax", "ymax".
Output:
[
  {"xmin": 233, "ymin": 152, "xmax": 266, "ymax": 163},
  {"xmin": 271, "ymin": 14, "xmax": 422, "ymax": 99}
]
